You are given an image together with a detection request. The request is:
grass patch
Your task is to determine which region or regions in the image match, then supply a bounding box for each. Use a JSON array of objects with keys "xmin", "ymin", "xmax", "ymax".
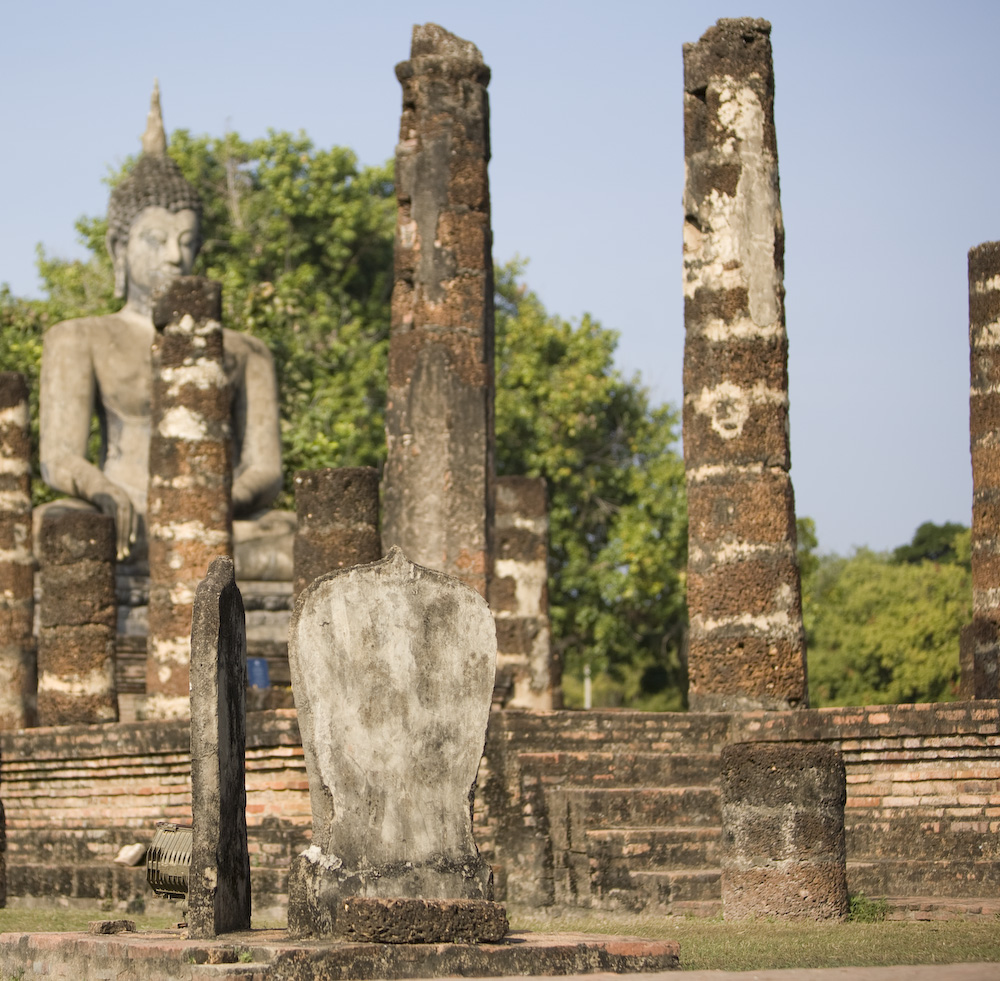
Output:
[
  {"xmin": 0, "ymin": 907, "xmax": 177, "ymax": 934},
  {"xmin": 508, "ymin": 907, "xmax": 1000, "ymax": 972}
]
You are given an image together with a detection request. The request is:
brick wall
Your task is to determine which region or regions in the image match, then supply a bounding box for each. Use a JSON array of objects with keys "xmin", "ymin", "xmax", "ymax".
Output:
[{"xmin": 1, "ymin": 703, "xmax": 997, "ymax": 914}]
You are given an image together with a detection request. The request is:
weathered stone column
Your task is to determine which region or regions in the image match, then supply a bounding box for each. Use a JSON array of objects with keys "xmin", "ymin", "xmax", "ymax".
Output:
[
  {"xmin": 682, "ymin": 18, "xmax": 807, "ymax": 711},
  {"xmin": 145, "ymin": 277, "xmax": 232, "ymax": 720},
  {"xmin": 720, "ymin": 741, "xmax": 848, "ymax": 920},
  {"xmin": 0, "ymin": 374, "xmax": 34, "ymax": 729},
  {"xmin": 966, "ymin": 241, "xmax": 1000, "ymax": 698},
  {"xmin": 382, "ymin": 23, "xmax": 495, "ymax": 598},
  {"xmin": 490, "ymin": 477, "xmax": 559, "ymax": 709},
  {"xmin": 38, "ymin": 511, "xmax": 118, "ymax": 724},
  {"xmin": 293, "ymin": 467, "xmax": 380, "ymax": 602},
  {"xmin": 189, "ymin": 556, "xmax": 250, "ymax": 938}
]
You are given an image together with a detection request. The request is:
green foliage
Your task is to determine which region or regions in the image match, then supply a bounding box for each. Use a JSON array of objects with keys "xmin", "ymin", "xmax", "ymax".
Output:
[
  {"xmin": 495, "ymin": 263, "xmax": 688, "ymax": 709},
  {"xmin": 849, "ymin": 894, "xmax": 889, "ymax": 923},
  {"xmin": 892, "ymin": 520, "xmax": 970, "ymax": 568},
  {"xmin": 804, "ymin": 544, "xmax": 969, "ymax": 707}
]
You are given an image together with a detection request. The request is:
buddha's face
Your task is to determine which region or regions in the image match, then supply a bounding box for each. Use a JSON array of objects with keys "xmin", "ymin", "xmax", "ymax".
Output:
[{"xmin": 124, "ymin": 206, "xmax": 199, "ymax": 300}]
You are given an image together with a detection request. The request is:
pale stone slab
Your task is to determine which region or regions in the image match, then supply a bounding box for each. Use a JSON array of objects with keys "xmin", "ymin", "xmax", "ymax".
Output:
[{"xmin": 287, "ymin": 545, "xmax": 496, "ymax": 927}]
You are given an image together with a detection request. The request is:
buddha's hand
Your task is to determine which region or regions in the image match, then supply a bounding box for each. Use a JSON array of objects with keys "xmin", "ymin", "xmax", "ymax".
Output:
[{"xmin": 92, "ymin": 488, "xmax": 138, "ymax": 561}]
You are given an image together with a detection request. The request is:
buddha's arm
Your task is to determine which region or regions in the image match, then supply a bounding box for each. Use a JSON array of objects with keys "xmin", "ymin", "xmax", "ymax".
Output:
[
  {"xmin": 231, "ymin": 335, "xmax": 284, "ymax": 516},
  {"xmin": 39, "ymin": 321, "xmax": 137, "ymax": 558}
]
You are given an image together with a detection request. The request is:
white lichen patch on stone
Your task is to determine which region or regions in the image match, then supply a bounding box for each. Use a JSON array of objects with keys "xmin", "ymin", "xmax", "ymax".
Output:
[
  {"xmin": 159, "ymin": 361, "xmax": 228, "ymax": 396},
  {"xmin": 150, "ymin": 636, "xmax": 191, "ymax": 669},
  {"xmin": 971, "ymin": 319, "xmax": 1000, "ymax": 348},
  {"xmin": 38, "ymin": 663, "xmax": 114, "ymax": 695},
  {"xmin": 494, "ymin": 557, "xmax": 547, "ymax": 617},
  {"xmin": 149, "ymin": 519, "xmax": 229, "ymax": 546},
  {"xmin": 691, "ymin": 608, "xmax": 799, "ymax": 640},
  {"xmin": 687, "ymin": 462, "xmax": 766, "ymax": 484},
  {"xmin": 973, "ymin": 275, "xmax": 1000, "ymax": 293},
  {"xmin": 702, "ymin": 316, "xmax": 784, "ymax": 343},
  {"xmin": 301, "ymin": 845, "xmax": 343, "ymax": 871},
  {"xmin": 689, "ymin": 540, "xmax": 794, "ymax": 566},
  {"xmin": 143, "ymin": 693, "xmax": 190, "ymax": 720},
  {"xmin": 168, "ymin": 582, "xmax": 197, "ymax": 606},
  {"xmin": 158, "ymin": 405, "xmax": 208, "ymax": 441},
  {"xmin": 688, "ymin": 380, "xmax": 786, "ymax": 440},
  {"xmin": 0, "ymin": 403, "xmax": 29, "ymax": 428},
  {"xmin": 0, "ymin": 489, "xmax": 30, "ymax": 511},
  {"xmin": 973, "ymin": 587, "xmax": 1000, "ymax": 614},
  {"xmin": 0, "ymin": 456, "xmax": 30, "ymax": 476}
]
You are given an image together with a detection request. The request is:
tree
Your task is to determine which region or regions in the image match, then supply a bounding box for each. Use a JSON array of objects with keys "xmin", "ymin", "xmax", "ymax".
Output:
[
  {"xmin": 892, "ymin": 521, "xmax": 969, "ymax": 568},
  {"xmin": 3, "ymin": 131, "xmax": 691, "ymax": 709},
  {"xmin": 495, "ymin": 264, "xmax": 688, "ymax": 709},
  {"xmin": 803, "ymin": 542, "xmax": 969, "ymax": 707}
]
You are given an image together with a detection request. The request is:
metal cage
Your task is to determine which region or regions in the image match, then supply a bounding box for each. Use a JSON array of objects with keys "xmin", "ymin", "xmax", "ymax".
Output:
[{"xmin": 146, "ymin": 822, "xmax": 192, "ymax": 899}]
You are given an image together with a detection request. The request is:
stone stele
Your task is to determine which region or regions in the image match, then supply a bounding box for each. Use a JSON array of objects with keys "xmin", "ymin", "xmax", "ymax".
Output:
[{"xmin": 286, "ymin": 546, "xmax": 500, "ymax": 940}]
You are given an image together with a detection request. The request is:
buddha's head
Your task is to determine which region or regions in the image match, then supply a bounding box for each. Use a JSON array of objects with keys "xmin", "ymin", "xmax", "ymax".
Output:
[{"xmin": 106, "ymin": 83, "xmax": 202, "ymax": 302}]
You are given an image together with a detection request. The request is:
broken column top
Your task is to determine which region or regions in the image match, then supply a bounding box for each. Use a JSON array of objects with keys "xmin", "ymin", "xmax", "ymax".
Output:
[
  {"xmin": 396, "ymin": 23, "xmax": 490, "ymax": 83},
  {"xmin": 684, "ymin": 18, "xmax": 773, "ymax": 92}
]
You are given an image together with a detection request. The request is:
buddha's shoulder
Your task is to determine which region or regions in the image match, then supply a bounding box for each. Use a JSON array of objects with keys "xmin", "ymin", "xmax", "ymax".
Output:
[{"xmin": 43, "ymin": 312, "xmax": 134, "ymax": 348}]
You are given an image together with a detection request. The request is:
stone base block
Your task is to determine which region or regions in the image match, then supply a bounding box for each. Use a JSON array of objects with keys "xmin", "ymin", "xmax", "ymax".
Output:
[
  {"xmin": 294, "ymin": 896, "xmax": 508, "ymax": 943},
  {"xmin": 722, "ymin": 862, "xmax": 849, "ymax": 920},
  {"xmin": 288, "ymin": 847, "xmax": 495, "ymax": 940}
]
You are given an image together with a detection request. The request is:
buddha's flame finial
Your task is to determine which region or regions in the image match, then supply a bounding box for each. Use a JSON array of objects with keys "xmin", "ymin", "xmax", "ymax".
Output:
[{"xmin": 141, "ymin": 80, "xmax": 167, "ymax": 156}]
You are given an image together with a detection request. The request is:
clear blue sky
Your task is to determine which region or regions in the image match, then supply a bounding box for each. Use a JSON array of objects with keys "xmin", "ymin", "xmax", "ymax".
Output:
[{"xmin": 3, "ymin": 1, "xmax": 998, "ymax": 556}]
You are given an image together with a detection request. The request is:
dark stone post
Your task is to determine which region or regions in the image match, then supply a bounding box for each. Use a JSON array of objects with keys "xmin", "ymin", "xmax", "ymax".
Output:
[
  {"xmin": 682, "ymin": 19, "xmax": 807, "ymax": 711},
  {"xmin": 38, "ymin": 511, "xmax": 118, "ymax": 724},
  {"xmin": 966, "ymin": 241, "xmax": 1000, "ymax": 698},
  {"xmin": 382, "ymin": 23, "xmax": 495, "ymax": 599},
  {"xmin": 720, "ymin": 742, "xmax": 848, "ymax": 920},
  {"xmin": 0, "ymin": 373, "xmax": 34, "ymax": 729},
  {"xmin": 490, "ymin": 476, "xmax": 559, "ymax": 708},
  {"xmin": 188, "ymin": 556, "xmax": 250, "ymax": 938},
  {"xmin": 293, "ymin": 467, "xmax": 380, "ymax": 602},
  {"xmin": 145, "ymin": 277, "xmax": 232, "ymax": 720}
]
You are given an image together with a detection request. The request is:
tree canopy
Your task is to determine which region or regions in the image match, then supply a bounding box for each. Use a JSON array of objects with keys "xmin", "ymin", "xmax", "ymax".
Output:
[
  {"xmin": 802, "ymin": 521, "xmax": 970, "ymax": 707},
  {"xmin": 1, "ymin": 128, "xmax": 689, "ymax": 709}
]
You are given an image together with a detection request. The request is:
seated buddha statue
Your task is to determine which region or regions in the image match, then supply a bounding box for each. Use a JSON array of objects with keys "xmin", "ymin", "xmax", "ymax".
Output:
[{"xmin": 38, "ymin": 85, "xmax": 294, "ymax": 580}]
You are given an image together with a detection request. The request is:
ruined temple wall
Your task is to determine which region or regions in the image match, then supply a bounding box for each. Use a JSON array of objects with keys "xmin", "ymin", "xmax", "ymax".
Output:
[
  {"xmin": 682, "ymin": 18, "xmax": 807, "ymax": 712},
  {"xmin": 3, "ymin": 704, "xmax": 998, "ymax": 911}
]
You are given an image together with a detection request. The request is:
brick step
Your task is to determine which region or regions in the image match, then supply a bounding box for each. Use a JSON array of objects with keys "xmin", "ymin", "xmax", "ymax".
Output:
[
  {"xmin": 848, "ymin": 859, "xmax": 1000, "ymax": 898},
  {"xmin": 883, "ymin": 895, "xmax": 1000, "ymax": 920},
  {"xmin": 845, "ymin": 822, "xmax": 1000, "ymax": 862},
  {"xmin": 489, "ymin": 711, "xmax": 732, "ymax": 754},
  {"xmin": 590, "ymin": 868, "xmax": 722, "ymax": 912},
  {"xmin": 517, "ymin": 751, "xmax": 720, "ymax": 788},
  {"xmin": 585, "ymin": 826, "xmax": 722, "ymax": 870},
  {"xmin": 549, "ymin": 787, "xmax": 721, "ymax": 843}
]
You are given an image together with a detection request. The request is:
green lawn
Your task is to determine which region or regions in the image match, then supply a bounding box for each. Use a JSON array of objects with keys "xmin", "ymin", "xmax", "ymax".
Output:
[
  {"xmin": 507, "ymin": 908, "xmax": 1000, "ymax": 972},
  {"xmin": 0, "ymin": 904, "xmax": 997, "ymax": 972}
]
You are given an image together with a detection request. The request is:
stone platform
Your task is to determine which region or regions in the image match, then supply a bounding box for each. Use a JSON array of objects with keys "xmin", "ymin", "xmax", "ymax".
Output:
[{"xmin": 0, "ymin": 928, "xmax": 680, "ymax": 980}]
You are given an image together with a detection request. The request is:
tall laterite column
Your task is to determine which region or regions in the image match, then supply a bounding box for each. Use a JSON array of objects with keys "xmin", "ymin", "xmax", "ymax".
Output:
[{"xmin": 683, "ymin": 19, "xmax": 807, "ymax": 710}]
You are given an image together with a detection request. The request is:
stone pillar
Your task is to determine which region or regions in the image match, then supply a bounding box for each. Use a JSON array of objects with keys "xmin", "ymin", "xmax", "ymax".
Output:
[
  {"xmin": 720, "ymin": 741, "xmax": 848, "ymax": 920},
  {"xmin": 145, "ymin": 277, "xmax": 232, "ymax": 721},
  {"xmin": 382, "ymin": 23, "xmax": 495, "ymax": 599},
  {"xmin": 966, "ymin": 241, "xmax": 1000, "ymax": 698},
  {"xmin": 490, "ymin": 476, "xmax": 559, "ymax": 709},
  {"xmin": 682, "ymin": 18, "xmax": 807, "ymax": 711},
  {"xmin": 287, "ymin": 547, "xmax": 506, "ymax": 942},
  {"xmin": 0, "ymin": 374, "xmax": 34, "ymax": 729},
  {"xmin": 293, "ymin": 467, "xmax": 380, "ymax": 602},
  {"xmin": 188, "ymin": 556, "xmax": 250, "ymax": 938},
  {"xmin": 37, "ymin": 511, "xmax": 118, "ymax": 724}
]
